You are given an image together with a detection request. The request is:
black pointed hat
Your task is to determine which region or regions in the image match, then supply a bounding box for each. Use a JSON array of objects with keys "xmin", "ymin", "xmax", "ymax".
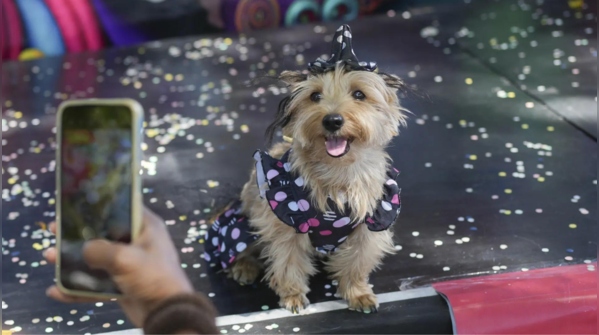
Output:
[{"xmin": 308, "ymin": 24, "xmax": 377, "ymax": 74}]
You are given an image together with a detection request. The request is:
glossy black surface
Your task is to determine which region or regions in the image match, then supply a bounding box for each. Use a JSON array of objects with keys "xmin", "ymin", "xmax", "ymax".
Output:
[
  {"xmin": 221, "ymin": 295, "xmax": 453, "ymax": 335},
  {"xmin": 2, "ymin": 0, "xmax": 596, "ymax": 334}
]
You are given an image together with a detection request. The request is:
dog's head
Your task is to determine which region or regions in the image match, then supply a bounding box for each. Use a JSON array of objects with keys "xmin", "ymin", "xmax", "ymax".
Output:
[{"xmin": 266, "ymin": 65, "xmax": 407, "ymax": 160}]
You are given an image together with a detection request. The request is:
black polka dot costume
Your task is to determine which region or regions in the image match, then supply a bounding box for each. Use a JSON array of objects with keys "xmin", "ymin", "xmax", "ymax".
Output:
[
  {"xmin": 205, "ymin": 149, "xmax": 402, "ymax": 267},
  {"xmin": 205, "ymin": 24, "xmax": 402, "ymax": 268}
]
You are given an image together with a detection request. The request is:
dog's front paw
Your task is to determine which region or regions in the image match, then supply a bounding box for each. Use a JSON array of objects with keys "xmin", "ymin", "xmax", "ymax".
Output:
[
  {"xmin": 280, "ymin": 294, "xmax": 310, "ymax": 314},
  {"xmin": 348, "ymin": 293, "xmax": 379, "ymax": 314}
]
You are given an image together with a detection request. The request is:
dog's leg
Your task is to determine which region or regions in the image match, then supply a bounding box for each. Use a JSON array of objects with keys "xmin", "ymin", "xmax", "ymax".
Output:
[
  {"xmin": 229, "ymin": 243, "xmax": 263, "ymax": 285},
  {"xmin": 326, "ymin": 224, "xmax": 395, "ymax": 313},
  {"xmin": 260, "ymin": 222, "xmax": 316, "ymax": 314}
]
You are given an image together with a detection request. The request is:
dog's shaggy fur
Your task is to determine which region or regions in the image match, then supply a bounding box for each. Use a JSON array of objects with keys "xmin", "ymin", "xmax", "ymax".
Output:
[{"xmin": 229, "ymin": 65, "xmax": 407, "ymax": 313}]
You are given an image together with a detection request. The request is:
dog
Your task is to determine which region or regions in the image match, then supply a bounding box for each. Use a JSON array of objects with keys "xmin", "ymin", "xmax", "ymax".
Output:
[{"xmin": 206, "ymin": 25, "xmax": 407, "ymax": 314}]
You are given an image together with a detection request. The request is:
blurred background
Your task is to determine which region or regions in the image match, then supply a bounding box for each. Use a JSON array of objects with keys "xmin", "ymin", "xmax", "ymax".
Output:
[{"xmin": 1, "ymin": 0, "xmax": 463, "ymax": 62}]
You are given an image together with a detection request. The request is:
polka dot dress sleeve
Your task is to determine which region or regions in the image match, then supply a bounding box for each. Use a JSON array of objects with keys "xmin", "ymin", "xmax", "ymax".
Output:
[
  {"xmin": 364, "ymin": 166, "xmax": 402, "ymax": 232},
  {"xmin": 253, "ymin": 149, "xmax": 315, "ymax": 234},
  {"xmin": 204, "ymin": 201, "xmax": 259, "ymax": 269}
]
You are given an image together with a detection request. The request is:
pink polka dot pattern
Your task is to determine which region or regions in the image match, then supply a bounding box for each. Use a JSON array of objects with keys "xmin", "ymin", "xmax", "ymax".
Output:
[
  {"xmin": 298, "ymin": 199, "xmax": 310, "ymax": 211},
  {"xmin": 249, "ymin": 149, "xmax": 401, "ymax": 256},
  {"xmin": 299, "ymin": 222, "xmax": 310, "ymax": 233},
  {"xmin": 275, "ymin": 192, "xmax": 287, "ymax": 201}
]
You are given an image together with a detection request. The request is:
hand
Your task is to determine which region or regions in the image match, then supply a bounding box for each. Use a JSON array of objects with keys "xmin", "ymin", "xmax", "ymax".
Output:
[{"xmin": 44, "ymin": 208, "xmax": 194, "ymax": 327}]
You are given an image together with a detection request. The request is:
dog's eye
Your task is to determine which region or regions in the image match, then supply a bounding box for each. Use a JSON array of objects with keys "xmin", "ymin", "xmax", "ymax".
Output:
[
  {"xmin": 352, "ymin": 90, "xmax": 366, "ymax": 101},
  {"xmin": 310, "ymin": 92, "xmax": 322, "ymax": 102}
]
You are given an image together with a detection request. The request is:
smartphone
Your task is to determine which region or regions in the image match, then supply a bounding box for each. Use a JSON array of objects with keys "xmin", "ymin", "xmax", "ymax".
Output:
[{"xmin": 55, "ymin": 99, "xmax": 144, "ymax": 298}]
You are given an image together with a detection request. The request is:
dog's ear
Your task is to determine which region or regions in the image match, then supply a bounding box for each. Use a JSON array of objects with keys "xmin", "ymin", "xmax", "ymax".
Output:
[
  {"xmin": 265, "ymin": 92, "xmax": 297, "ymax": 147},
  {"xmin": 279, "ymin": 70, "xmax": 308, "ymax": 87},
  {"xmin": 379, "ymin": 72, "xmax": 426, "ymax": 101},
  {"xmin": 264, "ymin": 71, "xmax": 307, "ymax": 146},
  {"xmin": 378, "ymin": 73, "xmax": 406, "ymax": 91}
]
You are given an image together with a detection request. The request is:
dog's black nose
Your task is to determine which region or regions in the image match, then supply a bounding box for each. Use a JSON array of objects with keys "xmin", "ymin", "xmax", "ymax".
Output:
[{"xmin": 322, "ymin": 114, "xmax": 344, "ymax": 132}]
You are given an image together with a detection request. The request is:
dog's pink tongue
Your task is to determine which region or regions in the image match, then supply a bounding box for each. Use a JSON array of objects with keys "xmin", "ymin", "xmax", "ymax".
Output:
[{"xmin": 325, "ymin": 137, "xmax": 348, "ymax": 157}]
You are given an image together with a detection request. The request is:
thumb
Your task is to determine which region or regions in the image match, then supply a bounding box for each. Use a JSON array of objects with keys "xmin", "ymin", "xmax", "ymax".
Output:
[{"xmin": 83, "ymin": 240, "xmax": 139, "ymax": 275}]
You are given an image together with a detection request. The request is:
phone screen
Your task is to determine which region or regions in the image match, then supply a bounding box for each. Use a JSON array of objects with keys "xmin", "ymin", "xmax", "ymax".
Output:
[{"xmin": 60, "ymin": 105, "xmax": 133, "ymax": 294}]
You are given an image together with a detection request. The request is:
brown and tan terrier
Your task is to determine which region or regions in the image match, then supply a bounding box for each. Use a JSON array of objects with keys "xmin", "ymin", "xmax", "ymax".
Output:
[{"xmin": 206, "ymin": 25, "xmax": 408, "ymax": 314}]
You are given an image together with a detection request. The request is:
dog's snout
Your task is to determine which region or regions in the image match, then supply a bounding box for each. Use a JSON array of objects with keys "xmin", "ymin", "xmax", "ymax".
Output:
[{"xmin": 322, "ymin": 114, "xmax": 344, "ymax": 132}]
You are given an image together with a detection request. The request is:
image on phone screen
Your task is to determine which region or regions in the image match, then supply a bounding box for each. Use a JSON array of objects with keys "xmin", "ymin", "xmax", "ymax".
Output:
[{"xmin": 60, "ymin": 105, "xmax": 133, "ymax": 294}]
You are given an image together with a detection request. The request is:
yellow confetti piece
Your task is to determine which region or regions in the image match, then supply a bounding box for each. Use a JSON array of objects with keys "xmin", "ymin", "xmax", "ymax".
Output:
[
  {"xmin": 459, "ymin": 120, "xmax": 467, "ymax": 126},
  {"xmin": 175, "ymin": 74, "xmax": 184, "ymax": 81},
  {"xmin": 5, "ymin": 100, "xmax": 13, "ymax": 108},
  {"xmin": 470, "ymin": 155, "xmax": 477, "ymax": 161},
  {"xmin": 36, "ymin": 222, "xmax": 47, "ymax": 230},
  {"xmin": 224, "ymin": 38, "xmax": 233, "ymax": 45},
  {"xmin": 138, "ymin": 47, "xmax": 146, "ymax": 55},
  {"xmin": 240, "ymin": 125, "xmax": 249, "ymax": 133},
  {"xmin": 505, "ymin": 189, "xmax": 513, "ymax": 194},
  {"xmin": 537, "ymin": 177, "xmax": 545, "ymax": 182},
  {"xmin": 121, "ymin": 78, "xmax": 130, "ymax": 86},
  {"xmin": 508, "ymin": 92, "xmax": 516, "ymax": 98},
  {"xmin": 465, "ymin": 78, "xmax": 473, "ymax": 85},
  {"xmin": 164, "ymin": 74, "xmax": 174, "ymax": 81},
  {"xmin": 522, "ymin": 124, "xmax": 529, "ymax": 129},
  {"xmin": 134, "ymin": 82, "xmax": 142, "ymax": 89},
  {"xmin": 201, "ymin": 120, "xmax": 209, "ymax": 126},
  {"xmin": 547, "ymin": 126, "xmax": 555, "ymax": 132},
  {"xmin": 568, "ymin": 0, "xmax": 583, "ymax": 9},
  {"xmin": 283, "ymin": 136, "xmax": 294, "ymax": 143},
  {"xmin": 33, "ymin": 243, "xmax": 44, "ymax": 251},
  {"xmin": 8, "ymin": 178, "xmax": 16, "ymax": 185},
  {"xmin": 141, "ymin": 143, "xmax": 148, "ymax": 151},
  {"xmin": 34, "ymin": 148, "xmax": 41, "ymax": 154},
  {"xmin": 179, "ymin": 216, "xmax": 187, "ymax": 221},
  {"xmin": 14, "ymin": 111, "xmax": 22, "ymax": 119},
  {"xmin": 199, "ymin": 239, "xmax": 205, "ymax": 244},
  {"xmin": 3, "ymin": 331, "xmax": 13, "ymax": 335},
  {"xmin": 49, "ymin": 199, "xmax": 55, "ymax": 205},
  {"xmin": 504, "ymin": 210, "xmax": 512, "ymax": 215},
  {"xmin": 499, "ymin": 172, "xmax": 507, "ymax": 177},
  {"xmin": 569, "ymin": 224, "xmax": 577, "ymax": 229},
  {"xmin": 207, "ymin": 180, "xmax": 219, "ymax": 188},
  {"xmin": 226, "ymin": 57, "xmax": 234, "ymax": 64},
  {"xmin": 207, "ymin": 82, "xmax": 215, "ymax": 89}
]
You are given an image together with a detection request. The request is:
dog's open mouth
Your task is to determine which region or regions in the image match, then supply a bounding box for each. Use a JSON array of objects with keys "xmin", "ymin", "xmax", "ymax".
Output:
[{"xmin": 325, "ymin": 136, "xmax": 351, "ymax": 158}]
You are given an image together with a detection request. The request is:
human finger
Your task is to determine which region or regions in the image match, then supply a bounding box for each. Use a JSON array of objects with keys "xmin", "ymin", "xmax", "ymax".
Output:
[
  {"xmin": 43, "ymin": 247, "xmax": 57, "ymax": 264},
  {"xmin": 46, "ymin": 286, "xmax": 110, "ymax": 304},
  {"xmin": 48, "ymin": 222, "xmax": 57, "ymax": 235},
  {"xmin": 83, "ymin": 240, "xmax": 138, "ymax": 275}
]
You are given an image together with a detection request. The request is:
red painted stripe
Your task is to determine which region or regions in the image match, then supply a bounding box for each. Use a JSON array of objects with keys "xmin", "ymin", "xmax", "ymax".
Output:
[{"xmin": 433, "ymin": 263, "xmax": 597, "ymax": 334}]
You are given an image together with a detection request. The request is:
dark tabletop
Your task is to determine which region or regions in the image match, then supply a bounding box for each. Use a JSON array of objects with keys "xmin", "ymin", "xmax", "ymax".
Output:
[{"xmin": 2, "ymin": 0, "xmax": 596, "ymax": 334}]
